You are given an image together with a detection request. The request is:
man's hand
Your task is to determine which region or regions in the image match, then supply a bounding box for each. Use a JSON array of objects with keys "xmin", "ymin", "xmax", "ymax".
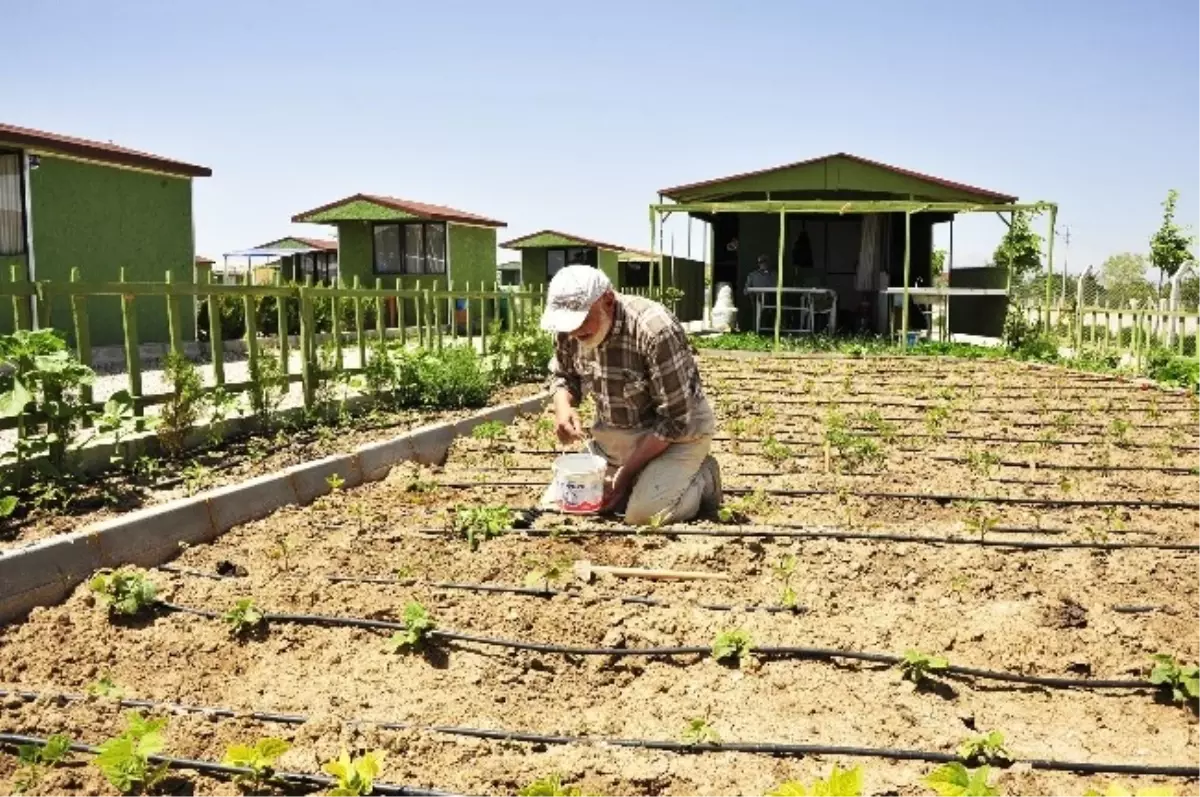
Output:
[
  {"xmin": 554, "ymin": 406, "xmax": 584, "ymax": 444},
  {"xmin": 600, "ymin": 470, "xmax": 632, "ymax": 514}
]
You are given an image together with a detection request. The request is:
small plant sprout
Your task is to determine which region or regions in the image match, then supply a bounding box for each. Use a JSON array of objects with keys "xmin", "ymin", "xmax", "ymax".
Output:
[
  {"xmin": 924, "ymin": 405, "xmax": 952, "ymax": 438},
  {"xmin": 1148, "ymin": 654, "xmax": 1199, "ymax": 704},
  {"xmin": 88, "ymin": 674, "xmax": 123, "ymax": 698},
  {"xmin": 899, "ymin": 649, "xmax": 950, "ymax": 684},
  {"xmin": 14, "ymin": 733, "xmax": 73, "ymax": 794},
  {"xmin": 957, "ymin": 730, "xmax": 1013, "ymax": 765},
  {"xmin": 523, "ymin": 556, "xmax": 571, "ymax": 589},
  {"xmin": 222, "ymin": 737, "xmax": 290, "ymax": 791},
  {"xmin": 856, "ymin": 409, "xmax": 897, "ymax": 443},
  {"xmin": 1084, "ymin": 782, "xmax": 1179, "ymax": 796},
  {"xmin": 471, "ymin": 420, "xmax": 507, "ymax": 448},
  {"xmin": 326, "ymin": 473, "xmax": 345, "ymax": 491},
  {"xmin": 717, "ymin": 490, "xmax": 769, "ymax": 524},
  {"xmin": 322, "ymin": 750, "xmax": 384, "ymax": 797},
  {"xmin": 767, "ymin": 764, "xmax": 864, "ymax": 796},
  {"xmin": 519, "ymin": 773, "xmax": 582, "ymax": 797},
  {"xmin": 772, "ymin": 554, "xmax": 799, "ymax": 609},
  {"xmin": 965, "ymin": 448, "xmax": 1001, "ymax": 479},
  {"xmin": 1050, "ymin": 412, "xmax": 1075, "ymax": 434},
  {"xmin": 88, "ymin": 569, "xmax": 158, "ymax": 617},
  {"xmin": 385, "ymin": 601, "xmax": 436, "ymax": 653},
  {"xmin": 638, "ymin": 508, "xmax": 671, "ymax": 533},
  {"xmin": 958, "ymin": 501, "xmax": 1000, "ymax": 538},
  {"xmin": 181, "ymin": 460, "xmax": 213, "ymax": 495},
  {"xmin": 1108, "ymin": 417, "xmax": 1132, "ymax": 445},
  {"xmin": 680, "ymin": 716, "xmax": 721, "ymax": 746},
  {"xmin": 923, "ymin": 762, "xmax": 998, "ymax": 796},
  {"xmin": 761, "ymin": 435, "xmax": 793, "ymax": 466},
  {"xmin": 711, "ymin": 628, "xmax": 753, "ymax": 665},
  {"xmin": 453, "ymin": 505, "xmax": 513, "ymax": 550},
  {"xmin": 92, "ymin": 712, "xmax": 170, "ymax": 795},
  {"xmin": 222, "ymin": 598, "xmax": 265, "ymax": 636},
  {"xmin": 268, "ymin": 535, "xmax": 293, "ymax": 572}
]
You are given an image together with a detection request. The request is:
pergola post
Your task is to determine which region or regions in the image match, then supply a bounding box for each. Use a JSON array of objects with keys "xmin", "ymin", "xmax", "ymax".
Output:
[
  {"xmin": 648, "ymin": 207, "xmax": 658, "ymax": 294},
  {"xmin": 1043, "ymin": 205, "xmax": 1057, "ymax": 332},
  {"xmin": 774, "ymin": 209, "xmax": 785, "ymax": 347},
  {"xmin": 900, "ymin": 210, "xmax": 912, "ymax": 345}
]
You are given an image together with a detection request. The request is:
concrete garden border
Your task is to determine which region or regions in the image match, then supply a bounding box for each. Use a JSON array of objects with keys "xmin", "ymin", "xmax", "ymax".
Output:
[{"xmin": 0, "ymin": 392, "xmax": 550, "ymax": 623}]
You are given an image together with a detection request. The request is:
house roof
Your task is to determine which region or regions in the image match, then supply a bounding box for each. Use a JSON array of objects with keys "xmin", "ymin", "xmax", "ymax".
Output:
[
  {"xmin": 0, "ymin": 122, "xmax": 212, "ymax": 178},
  {"xmin": 291, "ymin": 193, "xmax": 506, "ymax": 227},
  {"xmin": 659, "ymin": 152, "xmax": 1015, "ymax": 204},
  {"xmin": 257, "ymin": 236, "xmax": 338, "ymax": 251},
  {"xmin": 500, "ymin": 229, "xmax": 626, "ymax": 252},
  {"xmin": 195, "ymin": 255, "xmax": 215, "ymax": 266},
  {"xmin": 498, "ymin": 260, "xmax": 522, "ymax": 271}
]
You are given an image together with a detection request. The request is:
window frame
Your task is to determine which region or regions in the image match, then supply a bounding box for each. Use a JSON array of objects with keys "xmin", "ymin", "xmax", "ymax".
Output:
[
  {"xmin": 371, "ymin": 220, "xmax": 448, "ymax": 276},
  {"xmin": 0, "ymin": 149, "xmax": 29, "ymax": 258},
  {"xmin": 545, "ymin": 246, "xmax": 597, "ymax": 280}
]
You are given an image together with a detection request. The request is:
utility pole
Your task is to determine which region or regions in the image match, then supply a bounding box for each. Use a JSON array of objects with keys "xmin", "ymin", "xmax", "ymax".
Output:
[{"xmin": 1055, "ymin": 224, "xmax": 1072, "ymax": 306}]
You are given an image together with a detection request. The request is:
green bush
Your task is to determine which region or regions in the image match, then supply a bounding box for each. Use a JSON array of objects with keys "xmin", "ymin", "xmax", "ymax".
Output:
[
  {"xmin": 196, "ymin": 297, "xmax": 246, "ymax": 341},
  {"xmin": 1146, "ymin": 349, "xmax": 1199, "ymax": 391},
  {"xmin": 362, "ymin": 344, "xmax": 494, "ymax": 409},
  {"xmin": 488, "ymin": 318, "xmax": 554, "ymax": 385}
]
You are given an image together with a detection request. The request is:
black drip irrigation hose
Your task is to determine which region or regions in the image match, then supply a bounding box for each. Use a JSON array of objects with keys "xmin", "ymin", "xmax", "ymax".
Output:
[
  {"xmin": 716, "ymin": 396, "xmax": 1198, "ymax": 415},
  {"xmin": 156, "ymin": 601, "xmax": 1162, "ymax": 692},
  {"xmin": 1, "ymin": 690, "xmax": 1194, "ymax": 779},
  {"xmin": 402, "ymin": 522, "xmax": 1200, "ymax": 552},
  {"xmin": 0, "ymin": 732, "xmax": 451, "ymax": 796},
  {"xmin": 434, "ymin": 480, "xmax": 1200, "ymax": 511},
  {"xmin": 714, "ymin": 431, "xmax": 1199, "ymax": 453}
]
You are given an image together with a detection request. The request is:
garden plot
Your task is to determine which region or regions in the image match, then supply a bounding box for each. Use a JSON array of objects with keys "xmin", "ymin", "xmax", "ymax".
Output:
[{"xmin": 1, "ymin": 354, "xmax": 1197, "ymax": 796}]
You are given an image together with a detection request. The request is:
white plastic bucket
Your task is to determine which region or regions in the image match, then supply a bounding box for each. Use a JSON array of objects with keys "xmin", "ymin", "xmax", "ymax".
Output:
[{"xmin": 552, "ymin": 453, "xmax": 607, "ymax": 514}]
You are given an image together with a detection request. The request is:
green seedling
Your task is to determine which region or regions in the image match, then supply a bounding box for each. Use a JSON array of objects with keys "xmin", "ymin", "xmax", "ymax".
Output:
[
  {"xmin": 1108, "ymin": 417, "xmax": 1132, "ymax": 445},
  {"xmin": 680, "ymin": 716, "xmax": 720, "ymax": 746},
  {"xmin": 92, "ymin": 712, "xmax": 170, "ymax": 795},
  {"xmin": 899, "ymin": 649, "xmax": 950, "ymax": 683},
  {"xmin": 1148, "ymin": 654, "xmax": 1199, "ymax": 704},
  {"xmin": 964, "ymin": 448, "xmax": 1001, "ymax": 479},
  {"xmin": 638, "ymin": 509, "xmax": 671, "ymax": 533},
  {"xmin": 772, "ymin": 554, "xmax": 799, "ymax": 609},
  {"xmin": 471, "ymin": 420, "xmax": 507, "ymax": 448},
  {"xmin": 717, "ymin": 490, "xmax": 769, "ymax": 524},
  {"xmin": 1085, "ymin": 782, "xmax": 1178, "ymax": 796},
  {"xmin": 88, "ymin": 569, "xmax": 157, "ymax": 617},
  {"xmin": 924, "ymin": 762, "xmax": 998, "ymax": 796},
  {"xmin": 711, "ymin": 628, "xmax": 753, "ymax": 665},
  {"xmin": 958, "ymin": 501, "xmax": 1000, "ymax": 538},
  {"xmin": 326, "ymin": 473, "xmax": 345, "ymax": 491},
  {"xmin": 924, "ymin": 405, "xmax": 953, "ymax": 437},
  {"xmin": 523, "ymin": 557, "xmax": 571, "ymax": 589},
  {"xmin": 322, "ymin": 750, "xmax": 384, "ymax": 797},
  {"xmin": 957, "ymin": 730, "xmax": 1013, "ymax": 765},
  {"xmin": 267, "ymin": 535, "xmax": 293, "ymax": 572},
  {"xmin": 222, "ymin": 737, "xmax": 290, "ymax": 791},
  {"xmin": 518, "ymin": 773, "xmax": 581, "ymax": 797},
  {"xmin": 855, "ymin": 409, "xmax": 897, "ymax": 443},
  {"xmin": 222, "ymin": 599, "xmax": 265, "ymax": 636},
  {"xmin": 1050, "ymin": 412, "xmax": 1075, "ymax": 433},
  {"xmin": 823, "ymin": 412, "xmax": 885, "ymax": 473},
  {"xmin": 87, "ymin": 674, "xmax": 123, "ymax": 698},
  {"xmin": 761, "ymin": 435, "xmax": 793, "ymax": 466},
  {"xmin": 453, "ymin": 505, "xmax": 513, "ymax": 550},
  {"xmin": 385, "ymin": 601, "xmax": 435, "ymax": 653},
  {"xmin": 768, "ymin": 764, "xmax": 864, "ymax": 796},
  {"xmin": 14, "ymin": 733, "xmax": 73, "ymax": 794},
  {"xmin": 181, "ymin": 461, "xmax": 212, "ymax": 495}
]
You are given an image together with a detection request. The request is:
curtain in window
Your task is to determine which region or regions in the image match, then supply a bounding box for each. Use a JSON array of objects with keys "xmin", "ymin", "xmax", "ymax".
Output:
[
  {"xmin": 425, "ymin": 224, "xmax": 446, "ymax": 274},
  {"xmin": 404, "ymin": 225, "xmax": 425, "ymax": 274},
  {"xmin": 0, "ymin": 153, "xmax": 24, "ymax": 256},
  {"xmin": 374, "ymin": 224, "xmax": 402, "ymax": 273}
]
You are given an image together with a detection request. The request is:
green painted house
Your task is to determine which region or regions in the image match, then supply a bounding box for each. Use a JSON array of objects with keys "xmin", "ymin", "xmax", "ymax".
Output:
[
  {"xmin": 501, "ymin": 230, "xmax": 705, "ymax": 321},
  {"xmin": 0, "ymin": 122, "xmax": 211, "ymax": 346},
  {"xmin": 658, "ymin": 152, "xmax": 1018, "ymax": 332}
]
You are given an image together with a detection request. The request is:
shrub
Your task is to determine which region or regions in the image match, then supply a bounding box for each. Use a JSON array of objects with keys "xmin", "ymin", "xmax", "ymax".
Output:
[{"xmin": 157, "ymin": 353, "xmax": 207, "ymax": 456}]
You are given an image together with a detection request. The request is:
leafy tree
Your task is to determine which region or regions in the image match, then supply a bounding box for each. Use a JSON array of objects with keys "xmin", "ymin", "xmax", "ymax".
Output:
[
  {"xmin": 931, "ymin": 248, "xmax": 947, "ymax": 283},
  {"xmin": 993, "ymin": 211, "xmax": 1043, "ymax": 281},
  {"xmin": 1098, "ymin": 252, "xmax": 1152, "ymax": 304},
  {"xmin": 1149, "ymin": 189, "xmax": 1197, "ymax": 287}
]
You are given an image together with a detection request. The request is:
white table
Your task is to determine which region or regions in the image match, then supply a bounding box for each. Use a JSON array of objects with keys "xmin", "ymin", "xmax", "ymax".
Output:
[
  {"xmin": 746, "ymin": 286, "xmax": 838, "ymax": 335},
  {"xmin": 881, "ymin": 287, "xmax": 1008, "ymax": 341}
]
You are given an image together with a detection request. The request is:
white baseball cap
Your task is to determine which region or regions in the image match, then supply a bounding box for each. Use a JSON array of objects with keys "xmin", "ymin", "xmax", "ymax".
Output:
[{"xmin": 540, "ymin": 265, "xmax": 612, "ymax": 333}]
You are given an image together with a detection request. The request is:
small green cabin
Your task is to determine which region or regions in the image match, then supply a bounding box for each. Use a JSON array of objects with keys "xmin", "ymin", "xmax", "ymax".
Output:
[{"xmin": 0, "ymin": 122, "xmax": 211, "ymax": 346}]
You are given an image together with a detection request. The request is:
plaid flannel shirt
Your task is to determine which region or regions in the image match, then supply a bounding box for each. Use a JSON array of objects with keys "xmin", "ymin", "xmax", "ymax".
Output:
[{"xmin": 549, "ymin": 294, "xmax": 713, "ymax": 441}]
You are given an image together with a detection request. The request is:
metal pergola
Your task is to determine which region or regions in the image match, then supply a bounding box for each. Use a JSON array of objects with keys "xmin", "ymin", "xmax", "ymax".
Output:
[{"xmin": 648, "ymin": 199, "xmax": 1059, "ymax": 345}]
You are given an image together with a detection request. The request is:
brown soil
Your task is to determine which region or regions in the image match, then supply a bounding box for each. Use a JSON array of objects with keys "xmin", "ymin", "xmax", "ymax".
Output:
[
  {"xmin": 1, "ymin": 355, "xmax": 1197, "ymax": 796},
  {"xmin": 0, "ymin": 383, "xmax": 542, "ymax": 553}
]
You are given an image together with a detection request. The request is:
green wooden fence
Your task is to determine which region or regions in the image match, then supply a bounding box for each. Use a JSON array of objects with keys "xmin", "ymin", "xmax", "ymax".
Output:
[{"xmin": 0, "ymin": 266, "xmax": 549, "ymax": 426}]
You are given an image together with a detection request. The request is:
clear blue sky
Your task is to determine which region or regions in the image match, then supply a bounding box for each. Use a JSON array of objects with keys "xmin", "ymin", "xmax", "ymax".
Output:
[{"xmin": 6, "ymin": 0, "xmax": 1197, "ymax": 274}]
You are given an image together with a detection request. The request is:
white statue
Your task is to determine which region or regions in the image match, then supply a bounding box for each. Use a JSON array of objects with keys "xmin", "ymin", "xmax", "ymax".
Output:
[{"xmin": 711, "ymin": 282, "xmax": 736, "ymax": 331}]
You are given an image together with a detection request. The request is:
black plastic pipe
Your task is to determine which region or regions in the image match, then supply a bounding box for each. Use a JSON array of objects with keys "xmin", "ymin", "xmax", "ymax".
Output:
[
  {"xmin": 713, "ymin": 432, "xmax": 1198, "ymax": 453},
  {"xmin": 2, "ymin": 690, "xmax": 1194, "ymax": 778},
  {"xmin": 0, "ymin": 732, "xmax": 451, "ymax": 796}
]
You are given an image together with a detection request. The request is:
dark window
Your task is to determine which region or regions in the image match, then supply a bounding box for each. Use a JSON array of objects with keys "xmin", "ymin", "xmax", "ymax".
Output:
[
  {"xmin": 546, "ymin": 249, "xmax": 567, "ymax": 280},
  {"xmin": 0, "ymin": 151, "xmax": 25, "ymax": 257},
  {"xmin": 374, "ymin": 222, "xmax": 448, "ymax": 275},
  {"xmin": 546, "ymin": 246, "xmax": 596, "ymax": 279}
]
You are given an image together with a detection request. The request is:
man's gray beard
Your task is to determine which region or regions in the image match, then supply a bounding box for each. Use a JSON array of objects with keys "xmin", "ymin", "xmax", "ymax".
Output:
[{"xmin": 578, "ymin": 309, "xmax": 613, "ymax": 352}]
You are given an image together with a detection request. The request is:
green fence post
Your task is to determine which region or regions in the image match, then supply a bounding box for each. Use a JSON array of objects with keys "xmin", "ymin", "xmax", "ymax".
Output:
[
  {"xmin": 205, "ymin": 268, "xmax": 224, "ymax": 386},
  {"xmin": 34, "ymin": 281, "xmax": 50, "ymax": 330},
  {"xmin": 480, "ymin": 282, "xmax": 489, "ymax": 355},
  {"xmin": 397, "ymin": 277, "xmax": 407, "ymax": 347},
  {"xmin": 70, "ymin": 267, "xmax": 93, "ymax": 425},
  {"xmin": 1179, "ymin": 312, "xmax": 1186, "ymax": 356},
  {"xmin": 374, "ymin": 277, "xmax": 385, "ymax": 345},
  {"xmin": 330, "ymin": 277, "xmax": 343, "ymax": 372},
  {"xmin": 352, "ymin": 276, "xmax": 366, "ymax": 367},
  {"xmin": 299, "ymin": 283, "xmax": 315, "ymax": 410},
  {"xmin": 465, "ymin": 283, "xmax": 473, "ymax": 351},
  {"xmin": 243, "ymin": 275, "xmax": 259, "ymax": 384},
  {"xmin": 119, "ymin": 267, "xmax": 143, "ymax": 417},
  {"xmin": 275, "ymin": 273, "xmax": 289, "ymax": 379},
  {"xmin": 165, "ymin": 270, "xmax": 184, "ymax": 356},
  {"xmin": 448, "ymin": 278, "xmax": 457, "ymax": 342},
  {"xmin": 415, "ymin": 281, "xmax": 425, "ymax": 348},
  {"xmin": 899, "ymin": 210, "xmax": 911, "ymax": 347},
  {"xmin": 429, "ymin": 288, "xmax": 441, "ymax": 351},
  {"xmin": 10, "ymin": 264, "xmax": 30, "ymax": 331}
]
